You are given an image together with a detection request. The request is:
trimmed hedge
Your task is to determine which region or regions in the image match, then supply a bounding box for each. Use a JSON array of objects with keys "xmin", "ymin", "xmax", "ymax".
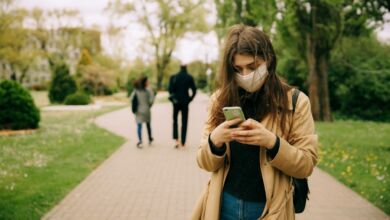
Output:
[
  {"xmin": 64, "ymin": 92, "xmax": 91, "ymax": 105},
  {"xmin": 49, "ymin": 64, "xmax": 77, "ymax": 103},
  {"xmin": 0, "ymin": 80, "xmax": 40, "ymax": 130}
]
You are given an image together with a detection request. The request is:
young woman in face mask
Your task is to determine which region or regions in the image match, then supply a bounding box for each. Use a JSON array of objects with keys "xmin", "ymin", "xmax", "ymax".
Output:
[{"xmin": 191, "ymin": 25, "xmax": 318, "ymax": 220}]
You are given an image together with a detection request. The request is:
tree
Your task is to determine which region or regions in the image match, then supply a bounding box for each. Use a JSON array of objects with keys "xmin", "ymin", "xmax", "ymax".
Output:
[
  {"xmin": 107, "ymin": 0, "xmax": 209, "ymax": 89},
  {"xmin": 277, "ymin": 0, "xmax": 390, "ymax": 121},
  {"xmin": 28, "ymin": 8, "xmax": 85, "ymax": 71},
  {"xmin": 214, "ymin": 0, "xmax": 277, "ymax": 43},
  {"xmin": 329, "ymin": 35, "xmax": 390, "ymax": 121},
  {"xmin": 0, "ymin": 0, "xmax": 37, "ymax": 83},
  {"xmin": 49, "ymin": 64, "xmax": 77, "ymax": 103},
  {"xmin": 0, "ymin": 80, "xmax": 40, "ymax": 130},
  {"xmin": 79, "ymin": 64, "xmax": 117, "ymax": 95}
]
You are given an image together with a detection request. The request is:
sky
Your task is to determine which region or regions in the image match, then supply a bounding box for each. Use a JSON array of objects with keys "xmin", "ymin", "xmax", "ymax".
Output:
[{"xmin": 16, "ymin": 0, "xmax": 390, "ymax": 64}]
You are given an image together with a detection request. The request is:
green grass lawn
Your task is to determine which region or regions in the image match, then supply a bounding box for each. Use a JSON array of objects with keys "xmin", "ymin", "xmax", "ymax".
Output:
[
  {"xmin": 316, "ymin": 120, "xmax": 390, "ymax": 215},
  {"xmin": 30, "ymin": 91, "xmax": 50, "ymax": 107},
  {"xmin": 0, "ymin": 106, "xmax": 126, "ymax": 220}
]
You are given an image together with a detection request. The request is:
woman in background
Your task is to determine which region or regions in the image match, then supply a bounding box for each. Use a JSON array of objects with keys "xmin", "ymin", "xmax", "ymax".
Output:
[{"xmin": 130, "ymin": 76, "xmax": 155, "ymax": 148}]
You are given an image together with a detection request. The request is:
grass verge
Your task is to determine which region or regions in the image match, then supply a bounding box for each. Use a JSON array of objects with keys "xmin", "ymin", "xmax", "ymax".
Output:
[
  {"xmin": 316, "ymin": 120, "xmax": 390, "ymax": 215},
  {"xmin": 0, "ymin": 106, "xmax": 126, "ymax": 220}
]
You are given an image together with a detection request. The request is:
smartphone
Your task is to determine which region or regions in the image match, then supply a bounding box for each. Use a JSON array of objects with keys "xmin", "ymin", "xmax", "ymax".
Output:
[{"xmin": 223, "ymin": 106, "xmax": 246, "ymax": 121}]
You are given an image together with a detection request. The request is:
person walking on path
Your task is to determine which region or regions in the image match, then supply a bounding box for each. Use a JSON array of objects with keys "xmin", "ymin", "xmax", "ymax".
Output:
[
  {"xmin": 130, "ymin": 76, "xmax": 155, "ymax": 148},
  {"xmin": 191, "ymin": 24, "xmax": 318, "ymax": 220},
  {"xmin": 168, "ymin": 64, "xmax": 197, "ymax": 149}
]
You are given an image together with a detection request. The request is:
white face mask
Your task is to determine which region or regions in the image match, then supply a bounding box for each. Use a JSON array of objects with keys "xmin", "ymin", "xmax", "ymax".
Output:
[{"xmin": 235, "ymin": 63, "xmax": 268, "ymax": 93}]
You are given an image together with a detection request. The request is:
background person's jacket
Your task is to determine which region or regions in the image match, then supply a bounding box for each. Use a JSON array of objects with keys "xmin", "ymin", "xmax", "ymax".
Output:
[{"xmin": 168, "ymin": 69, "xmax": 197, "ymax": 105}]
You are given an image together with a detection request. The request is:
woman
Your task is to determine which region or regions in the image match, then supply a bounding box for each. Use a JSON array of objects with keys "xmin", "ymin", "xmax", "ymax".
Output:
[
  {"xmin": 191, "ymin": 25, "xmax": 318, "ymax": 220},
  {"xmin": 130, "ymin": 76, "xmax": 155, "ymax": 148}
]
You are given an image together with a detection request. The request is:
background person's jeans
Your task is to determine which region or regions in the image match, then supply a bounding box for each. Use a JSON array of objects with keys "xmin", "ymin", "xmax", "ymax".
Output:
[
  {"xmin": 220, "ymin": 191, "xmax": 265, "ymax": 220},
  {"xmin": 137, "ymin": 122, "xmax": 152, "ymax": 143},
  {"xmin": 172, "ymin": 103, "xmax": 189, "ymax": 145}
]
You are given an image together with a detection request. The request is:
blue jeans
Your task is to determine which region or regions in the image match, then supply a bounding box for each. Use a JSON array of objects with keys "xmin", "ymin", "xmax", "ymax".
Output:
[
  {"xmin": 136, "ymin": 122, "xmax": 152, "ymax": 143},
  {"xmin": 220, "ymin": 191, "xmax": 265, "ymax": 220}
]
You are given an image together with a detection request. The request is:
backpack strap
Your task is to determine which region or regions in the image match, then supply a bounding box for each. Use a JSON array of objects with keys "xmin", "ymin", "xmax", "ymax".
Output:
[{"xmin": 292, "ymin": 89, "xmax": 300, "ymax": 114}]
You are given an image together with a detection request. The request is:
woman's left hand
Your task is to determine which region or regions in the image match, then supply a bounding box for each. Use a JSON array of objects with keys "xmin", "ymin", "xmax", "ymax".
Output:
[{"xmin": 231, "ymin": 118, "xmax": 276, "ymax": 149}]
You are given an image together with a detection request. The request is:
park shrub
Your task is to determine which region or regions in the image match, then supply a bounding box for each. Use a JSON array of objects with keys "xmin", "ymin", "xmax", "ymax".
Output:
[
  {"xmin": 0, "ymin": 80, "xmax": 40, "ymax": 130},
  {"xmin": 329, "ymin": 36, "xmax": 390, "ymax": 121},
  {"xmin": 126, "ymin": 77, "xmax": 136, "ymax": 97},
  {"xmin": 49, "ymin": 64, "xmax": 77, "ymax": 103},
  {"xmin": 276, "ymin": 35, "xmax": 390, "ymax": 121},
  {"xmin": 195, "ymin": 73, "xmax": 208, "ymax": 90},
  {"xmin": 79, "ymin": 64, "xmax": 116, "ymax": 95},
  {"xmin": 64, "ymin": 92, "xmax": 91, "ymax": 105}
]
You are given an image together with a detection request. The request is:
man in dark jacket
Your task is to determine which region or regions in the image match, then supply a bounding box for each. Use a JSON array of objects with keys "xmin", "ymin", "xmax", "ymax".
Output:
[{"xmin": 168, "ymin": 65, "xmax": 197, "ymax": 149}]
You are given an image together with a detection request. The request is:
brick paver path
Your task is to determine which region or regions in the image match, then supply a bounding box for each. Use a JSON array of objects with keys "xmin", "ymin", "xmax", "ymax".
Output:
[{"xmin": 43, "ymin": 93, "xmax": 389, "ymax": 220}]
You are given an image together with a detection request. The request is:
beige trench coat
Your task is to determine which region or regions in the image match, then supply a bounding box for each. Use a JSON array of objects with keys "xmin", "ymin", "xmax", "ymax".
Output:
[{"xmin": 191, "ymin": 89, "xmax": 318, "ymax": 220}]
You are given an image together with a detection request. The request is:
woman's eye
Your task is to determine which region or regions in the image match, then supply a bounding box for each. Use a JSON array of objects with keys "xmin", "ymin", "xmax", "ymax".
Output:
[{"xmin": 248, "ymin": 66, "xmax": 256, "ymax": 71}]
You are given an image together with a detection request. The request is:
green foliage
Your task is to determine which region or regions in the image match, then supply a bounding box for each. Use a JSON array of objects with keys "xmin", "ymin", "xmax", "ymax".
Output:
[
  {"xmin": 64, "ymin": 92, "xmax": 91, "ymax": 105},
  {"xmin": 317, "ymin": 120, "xmax": 390, "ymax": 214},
  {"xmin": 79, "ymin": 64, "xmax": 116, "ymax": 95},
  {"xmin": 188, "ymin": 60, "xmax": 208, "ymax": 90},
  {"xmin": 214, "ymin": 0, "xmax": 277, "ymax": 41},
  {"xmin": 94, "ymin": 54, "xmax": 132, "ymax": 89},
  {"xmin": 196, "ymin": 73, "xmax": 208, "ymax": 90},
  {"xmin": 0, "ymin": 80, "xmax": 40, "ymax": 130},
  {"xmin": 78, "ymin": 48, "xmax": 93, "ymax": 66},
  {"xmin": 79, "ymin": 29, "xmax": 101, "ymax": 54},
  {"xmin": 274, "ymin": 38, "xmax": 308, "ymax": 93},
  {"xmin": 49, "ymin": 64, "xmax": 77, "ymax": 103},
  {"xmin": 0, "ymin": 107, "xmax": 125, "ymax": 220},
  {"xmin": 329, "ymin": 36, "xmax": 390, "ymax": 121},
  {"xmin": 274, "ymin": 0, "xmax": 390, "ymax": 121},
  {"xmin": 107, "ymin": 0, "xmax": 209, "ymax": 89},
  {"xmin": 0, "ymin": 5, "xmax": 37, "ymax": 83},
  {"xmin": 126, "ymin": 78, "xmax": 136, "ymax": 97}
]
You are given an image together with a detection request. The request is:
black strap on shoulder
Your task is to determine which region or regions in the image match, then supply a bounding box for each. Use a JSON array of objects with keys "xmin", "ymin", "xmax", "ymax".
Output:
[{"xmin": 292, "ymin": 89, "xmax": 300, "ymax": 113}]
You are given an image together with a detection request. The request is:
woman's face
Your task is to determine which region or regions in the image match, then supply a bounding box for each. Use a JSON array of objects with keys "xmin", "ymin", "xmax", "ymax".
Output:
[{"xmin": 233, "ymin": 54, "xmax": 265, "ymax": 76}]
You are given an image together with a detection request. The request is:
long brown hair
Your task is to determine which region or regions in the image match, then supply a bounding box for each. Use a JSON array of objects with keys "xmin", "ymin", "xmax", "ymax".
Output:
[
  {"xmin": 134, "ymin": 76, "xmax": 148, "ymax": 90},
  {"xmin": 208, "ymin": 24, "xmax": 292, "ymax": 134}
]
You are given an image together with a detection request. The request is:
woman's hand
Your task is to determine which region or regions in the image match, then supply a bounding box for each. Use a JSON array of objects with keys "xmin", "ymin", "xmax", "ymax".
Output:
[
  {"xmin": 210, "ymin": 118, "xmax": 244, "ymax": 148},
  {"xmin": 231, "ymin": 118, "xmax": 276, "ymax": 149}
]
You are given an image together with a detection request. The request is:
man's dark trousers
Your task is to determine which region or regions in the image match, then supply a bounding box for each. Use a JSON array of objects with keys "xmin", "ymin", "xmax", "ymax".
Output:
[{"xmin": 173, "ymin": 102, "xmax": 189, "ymax": 146}]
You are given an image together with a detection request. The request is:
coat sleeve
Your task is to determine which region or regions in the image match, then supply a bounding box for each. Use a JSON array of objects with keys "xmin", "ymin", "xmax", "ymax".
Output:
[
  {"xmin": 147, "ymin": 88, "xmax": 155, "ymax": 106},
  {"xmin": 269, "ymin": 93, "xmax": 318, "ymax": 178},
  {"xmin": 196, "ymin": 92, "xmax": 226, "ymax": 172},
  {"xmin": 129, "ymin": 90, "xmax": 135, "ymax": 102}
]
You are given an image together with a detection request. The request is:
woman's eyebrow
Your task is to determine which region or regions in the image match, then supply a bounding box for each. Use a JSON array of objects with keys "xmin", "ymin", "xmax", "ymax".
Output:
[{"xmin": 235, "ymin": 61, "xmax": 255, "ymax": 68}]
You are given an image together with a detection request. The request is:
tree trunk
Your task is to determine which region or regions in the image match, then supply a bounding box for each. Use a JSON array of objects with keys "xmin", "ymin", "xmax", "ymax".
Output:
[
  {"xmin": 318, "ymin": 54, "xmax": 333, "ymax": 121},
  {"xmin": 156, "ymin": 63, "xmax": 164, "ymax": 90},
  {"xmin": 307, "ymin": 36, "xmax": 320, "ymax": 121},
  {"xmin": 157, "ymin": 70, "xmax": 164, "ymax": 90}
]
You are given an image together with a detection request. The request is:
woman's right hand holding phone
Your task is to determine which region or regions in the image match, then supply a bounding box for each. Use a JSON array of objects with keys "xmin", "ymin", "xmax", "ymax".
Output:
[{"xmin": 210, "ymin": 118, "xmax": 243, "ymax": 148}]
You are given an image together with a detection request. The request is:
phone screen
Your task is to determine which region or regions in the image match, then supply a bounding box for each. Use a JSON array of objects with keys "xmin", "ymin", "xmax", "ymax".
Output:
[{"xmin": 223, "ymin": 106, "xmax": 246, "ymax": 121}]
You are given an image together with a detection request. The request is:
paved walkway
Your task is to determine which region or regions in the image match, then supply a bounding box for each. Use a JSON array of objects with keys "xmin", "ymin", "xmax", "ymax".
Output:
[{"xmin": 43, "ymin": 93, "xmax": 389, "ymax": 220}]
